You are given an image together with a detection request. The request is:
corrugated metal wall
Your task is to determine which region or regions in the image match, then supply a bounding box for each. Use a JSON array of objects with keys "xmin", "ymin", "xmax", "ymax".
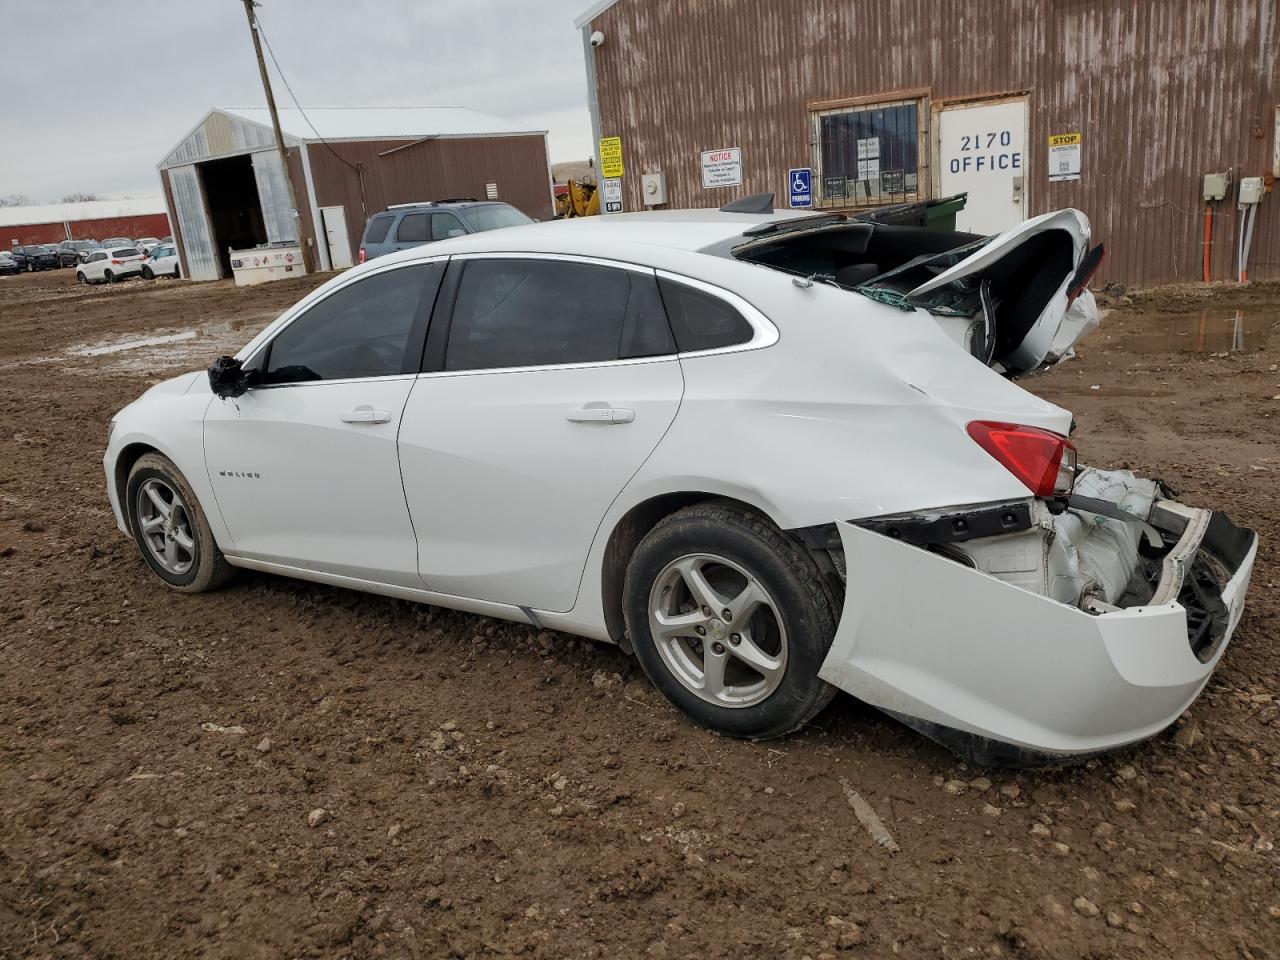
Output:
[
  {"xmin": 585, "ymin": 0, "xmax": 1279, "ymax": 286},
  {"xmin": 251, "ymin": 150, "xmax": 296, "ymax": 243},
  {"xmin": 167, "ymin": 164, "xmax": 219, "ymax": 281},
  {"xmin": 161, "ymin": 110, "xmax": 279, "ymax": 169},
  {"xmin": 306, "ymin": 135, "xmax": 553, "ymax": 263}
]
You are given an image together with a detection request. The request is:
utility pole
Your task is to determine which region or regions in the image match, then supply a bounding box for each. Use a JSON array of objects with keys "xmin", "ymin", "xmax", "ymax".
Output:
[{"xmin": 240, "ymin": 0, "xmax": 315, "ymax": 272}]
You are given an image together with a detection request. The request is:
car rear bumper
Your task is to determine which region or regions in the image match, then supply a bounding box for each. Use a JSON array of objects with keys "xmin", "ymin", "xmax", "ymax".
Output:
[{"xmin": 818, "ymin": 508, "xmax": 1257, "ymax": 765}]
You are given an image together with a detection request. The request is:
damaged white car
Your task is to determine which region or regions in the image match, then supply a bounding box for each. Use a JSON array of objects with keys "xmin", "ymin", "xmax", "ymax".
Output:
[{"xmin": 103, "ymin": 200, "xmax": 1257, "ymax": 765}]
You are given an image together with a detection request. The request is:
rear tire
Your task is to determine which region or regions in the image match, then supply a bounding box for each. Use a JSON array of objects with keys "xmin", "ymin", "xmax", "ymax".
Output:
[
  {"xmin": 623, "ymin": 501, "xmax": 839, "ymax": 739},
  {"xmin": 105, "ymin": 269, "xmax": 115, "ymax": 284},
  {"xmin": 126, "ymin": 453, "xmax": 236, "ymax": 593}
]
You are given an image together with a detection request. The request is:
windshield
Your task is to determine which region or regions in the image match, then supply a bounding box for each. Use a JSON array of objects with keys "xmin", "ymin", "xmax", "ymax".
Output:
[
  {"xmin": 458, "ymin": 204, "xmax": 533, "ymax": 232},
  {"xmin": 68, "ymin": 240, "xmax": 95, "ymax": 249}
]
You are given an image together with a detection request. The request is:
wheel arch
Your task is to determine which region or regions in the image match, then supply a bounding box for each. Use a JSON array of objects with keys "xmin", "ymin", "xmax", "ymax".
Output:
[
  {"xmin": 113, "ymin": 441, "xmax": 162, "ymax": 520},
  {"xmin": 599, "ymin": 490, "xmax": 782, "ymax": 651}
]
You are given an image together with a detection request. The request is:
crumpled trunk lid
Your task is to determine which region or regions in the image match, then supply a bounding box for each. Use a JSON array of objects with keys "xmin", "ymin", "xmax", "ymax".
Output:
[{"xmin": 860, "ymin": 209, "xmax": 1102, "ymax": 377}]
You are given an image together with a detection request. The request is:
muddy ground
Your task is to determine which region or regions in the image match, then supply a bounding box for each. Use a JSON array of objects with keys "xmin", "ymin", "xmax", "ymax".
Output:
[{"xmin": 0, "ymin": 267, "xmax": 1277, "ymax": 960}]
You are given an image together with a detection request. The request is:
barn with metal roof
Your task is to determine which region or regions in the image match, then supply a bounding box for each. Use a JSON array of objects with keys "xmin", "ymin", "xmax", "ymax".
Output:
[{"xmin": 156, "ymin": 106, "xmax": 552, "ymax": 281}]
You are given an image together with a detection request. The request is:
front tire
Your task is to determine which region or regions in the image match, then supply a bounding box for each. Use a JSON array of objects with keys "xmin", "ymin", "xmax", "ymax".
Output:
[
  {"xmin": 76, "ymin": 272, "xmax": 87, "ymax": 284},
  {"xmin": 126, "ymin": 453, "xmax": 235, "ymax": 593},
  {"xmin": 623, "ymin": 501, "xmax": 839, "ymax": 739},
  {"xmin": 142, "ymin": 266, "xmax": 153, "ymax": 280}
]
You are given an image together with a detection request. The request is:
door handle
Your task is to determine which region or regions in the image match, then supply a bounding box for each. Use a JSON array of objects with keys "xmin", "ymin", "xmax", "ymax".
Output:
[
  {"xmin": 341, "ymin": 407, "xmax": 391, "ymax": 424},
  {"xmin": 566, "ymin": 405, "xmax": 635, "ymax": 424}
]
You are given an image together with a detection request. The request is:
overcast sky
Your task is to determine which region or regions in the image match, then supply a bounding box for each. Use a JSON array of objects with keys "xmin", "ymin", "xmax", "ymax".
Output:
[{"xmin": 0, "ymin": 0, "xmax": 595, "ymax": 202}]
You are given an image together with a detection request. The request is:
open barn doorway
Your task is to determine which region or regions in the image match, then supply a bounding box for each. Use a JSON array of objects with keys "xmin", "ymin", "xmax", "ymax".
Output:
[{"xmin": 198, "ymin": 154, "xmax": 267, "ymax": 278}]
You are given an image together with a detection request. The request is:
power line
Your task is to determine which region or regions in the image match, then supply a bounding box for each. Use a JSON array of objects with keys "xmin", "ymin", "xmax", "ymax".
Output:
[{"xmin": 253, "ymin": 15, "xmax": 360, "ymax": 175}]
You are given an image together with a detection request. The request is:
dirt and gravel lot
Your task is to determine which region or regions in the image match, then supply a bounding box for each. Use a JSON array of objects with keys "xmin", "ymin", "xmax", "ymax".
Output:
[{"xmin": 0, "ymin": 268, "xmax": 1277, "ymax": 960}]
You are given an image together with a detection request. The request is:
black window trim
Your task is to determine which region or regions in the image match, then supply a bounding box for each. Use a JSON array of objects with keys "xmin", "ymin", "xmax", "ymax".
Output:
[{"xmin": 241, "ymin": 257, "xmax": 449, "ymax": 390}]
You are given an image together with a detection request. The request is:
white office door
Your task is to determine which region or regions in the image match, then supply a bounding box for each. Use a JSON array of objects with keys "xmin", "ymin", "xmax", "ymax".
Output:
[
  {"xmin": 938, "ymin": 97, "xmax": 1028, "ymax": 234},
  {"xmin": 321, "ymin": 205, "xmax": 353, "ymax": 269}
]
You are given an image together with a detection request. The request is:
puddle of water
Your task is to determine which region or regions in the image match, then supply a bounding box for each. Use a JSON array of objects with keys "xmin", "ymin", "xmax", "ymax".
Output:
[
  {"xmin": 68, "ymin": 317, "xmax": 256, "ymax": 357},
  {"xmin": 72, "ymin": 331, "xmax": 198, "ymax": 356},
  {"xmin": 1109, "ymin": 308, "xmax": 1271, "ymax": 355}
]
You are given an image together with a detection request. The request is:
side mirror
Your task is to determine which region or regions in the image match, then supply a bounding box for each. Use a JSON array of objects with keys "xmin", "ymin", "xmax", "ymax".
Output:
[{"xmin": 208, "ymin": 355, "xmax": 254, "ymax": 399}]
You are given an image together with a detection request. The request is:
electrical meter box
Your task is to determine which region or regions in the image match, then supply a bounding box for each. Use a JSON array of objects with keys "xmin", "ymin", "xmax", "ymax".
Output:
[
  {"xmin": 1202, "ymin": 172, "xmax": 1229, "ymax": 201},
  {"xmin": 641, "ymin": 172, "xmax": 668, "ymax": 207},
  {"xmin": 1239, "ymin": 176, "xmax": 1265, "ymax": 205}
]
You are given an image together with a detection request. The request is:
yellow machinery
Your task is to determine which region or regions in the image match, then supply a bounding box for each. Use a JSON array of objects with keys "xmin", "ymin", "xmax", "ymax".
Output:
[{"xmin": 554, "ymin": 178, "xmax": 600, "ymax": 218}]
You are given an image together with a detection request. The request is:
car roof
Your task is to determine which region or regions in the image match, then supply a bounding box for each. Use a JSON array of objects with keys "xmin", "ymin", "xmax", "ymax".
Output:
[{"xmin": 378, "ymin": 208, "xmax": 816, "ymax": 264}]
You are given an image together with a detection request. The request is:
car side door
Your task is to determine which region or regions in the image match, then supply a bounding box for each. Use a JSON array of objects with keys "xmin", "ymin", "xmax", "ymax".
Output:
[
  {"xmin": 397, "ymin": 254, "xmax": 685, "ymax": 613},
  {"xmin": 203, "ymin": 259, "xmax": 445, "ymax": 586}
]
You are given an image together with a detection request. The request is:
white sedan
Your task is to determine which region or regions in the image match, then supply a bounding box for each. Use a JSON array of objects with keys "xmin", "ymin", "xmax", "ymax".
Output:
[
  {"xmin": 103, "ymin": 202, "xmax": 1257, "ymax": 765},
  {"xmin": 76, "ymin": 246, "xmax": 146, "ymax": 284}
]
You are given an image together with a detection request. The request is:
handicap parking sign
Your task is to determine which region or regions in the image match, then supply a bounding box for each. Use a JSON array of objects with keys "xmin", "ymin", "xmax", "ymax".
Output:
[{"xmin": 788, "ymin": 167, "xmax": 812, "ymax": 208}]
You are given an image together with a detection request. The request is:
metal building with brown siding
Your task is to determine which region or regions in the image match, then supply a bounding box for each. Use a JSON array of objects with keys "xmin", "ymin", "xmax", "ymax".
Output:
[
  {"xmin": 576, "ymin": 0, "xmax": 1279, "ymax": 287},
  {"xmin": 157, "ymin": 107, "xmax": 553, "ymax": 281}
]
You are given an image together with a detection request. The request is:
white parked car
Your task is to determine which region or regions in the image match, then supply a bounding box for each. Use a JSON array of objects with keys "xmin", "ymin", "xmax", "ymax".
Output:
[
  {"xmin": 141, "ymin": 243, "xmax": 180, "ymax": 280},
  {"xmin": 102, "ymin": 203, "xmax": 1257, "ymax": 765},
  {"xmin": 134, "ymin": 237, "xmax": 160, "ymax": 254},
  {"xmin": 77, "ymin": 246, "xmax": 146, "ymax": 284}
]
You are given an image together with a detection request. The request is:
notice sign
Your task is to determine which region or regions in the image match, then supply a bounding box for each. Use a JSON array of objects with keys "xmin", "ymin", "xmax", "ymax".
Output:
[
  {"xmin": 823, "ymin": 175, "xmax": 847, "ymax": 201},
  {"xmin": 1048, "ymin": 132, "xmax": 1081, "ymax": 182},
  {"xmin": 599, "ymin": 137, "xmax": 624, "ymax": 178},
  {"xmin": 601, "ymin": 177, "xmax": 623, "ymax": 214},
  {"xmin": 700, "ymin": 147, "xmax": 742, "ymax": 188}
]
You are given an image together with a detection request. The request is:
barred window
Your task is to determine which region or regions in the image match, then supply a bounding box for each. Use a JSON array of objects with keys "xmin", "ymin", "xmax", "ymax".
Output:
[{"xmin": 812, "ymin": 98, "xmax": 923, "ymax": 209}]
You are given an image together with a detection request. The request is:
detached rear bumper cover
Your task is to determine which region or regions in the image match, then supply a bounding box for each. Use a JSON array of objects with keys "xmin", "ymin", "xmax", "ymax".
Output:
[{"xmin": 818, "ymin": 512, "xmax": 1257, "ymax": 764}]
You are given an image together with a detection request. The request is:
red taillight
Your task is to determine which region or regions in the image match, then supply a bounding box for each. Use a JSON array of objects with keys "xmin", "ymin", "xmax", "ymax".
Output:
[
  {"xmin": 111, "ymin": 259, "xmax": 122, "ymax": 265},
  {"xmin": 967, "ymin": 421, "xmax": 1077, "ymax": 498},
  {"xmin": 358, "ymin": 247, "xmax": 366, "ymax": 264},
  {"xmin": 1066, "ymin": 243, "xmax": 1106, "ymax": 305}
]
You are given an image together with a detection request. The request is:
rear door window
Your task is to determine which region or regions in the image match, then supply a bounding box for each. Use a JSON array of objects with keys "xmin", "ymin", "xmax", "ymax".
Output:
[
  {"xmin": 364, "ymin": 214, "xmax": 394, "ymax": 244},
  {"xmin": 263, "ymin": 263, "xmax": 442, "ymax": 384},
  {"xmin": 395, "ymin": 213, "xmax": 428, "ymax": 243},
  {"xmin": 443, "ymin": 258, "xmax": 674, "ymax": 372},
  {"xmin": 657, "ymin": 278, "xmax": 755, "ymax": 352}
]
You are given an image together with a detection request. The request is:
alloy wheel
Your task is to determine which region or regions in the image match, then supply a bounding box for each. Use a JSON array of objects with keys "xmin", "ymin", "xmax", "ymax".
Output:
[
  {"xmin": 135, "ymin": 478, "xmax": 196, "ymax": 575},
  {"xmin": 648, "ymin": 552, "xmax": 788, "ymax": 708}
]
